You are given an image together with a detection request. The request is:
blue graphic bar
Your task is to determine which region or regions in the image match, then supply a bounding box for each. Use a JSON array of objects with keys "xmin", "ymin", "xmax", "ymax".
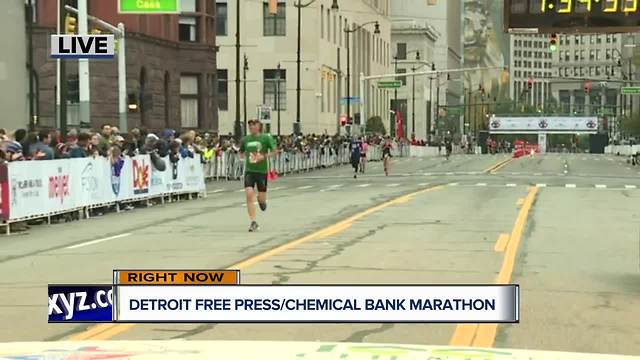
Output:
[{"xmin": 48, "ymin": 285, "xmax": 113, "ymax": 322}]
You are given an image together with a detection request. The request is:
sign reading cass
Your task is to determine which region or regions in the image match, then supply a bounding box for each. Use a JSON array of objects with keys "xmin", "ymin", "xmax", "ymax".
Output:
[
  {"xmin": 118, "ymin": 0, "xmax": 180, "ymax": 14},
  {"xmin": 489, "ymin": 116, "xmax": 599, "ymax": 133}
]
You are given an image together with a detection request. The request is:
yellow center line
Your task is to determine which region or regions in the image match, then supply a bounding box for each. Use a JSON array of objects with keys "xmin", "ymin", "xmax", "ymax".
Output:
[
  {"xmin": 67, "ymin": 185, "xmax": 444, "ymax": 341},
  {"xmin": 483, "ymin": 157, "xmax": 514, "ymax": 174},
  {"xmin": 494, "ymin": 233, "xmax": 510, "ymax": 253},
  {"xmin": 449, "ymin": 186, "xmax": 538, "ymax": 347}
]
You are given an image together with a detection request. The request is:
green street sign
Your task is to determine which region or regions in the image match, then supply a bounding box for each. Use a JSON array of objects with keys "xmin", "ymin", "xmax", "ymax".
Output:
[
  {"xmin": 377, "ymin": 80, "xmax": 402, "ymax": 89},
  {"xmin": 621, "ymin": 87, "xmax": 640, "ymax": 95},
  {"xmin": 118, "ymin": 0, "xmax": 180, "ymax": 14}
]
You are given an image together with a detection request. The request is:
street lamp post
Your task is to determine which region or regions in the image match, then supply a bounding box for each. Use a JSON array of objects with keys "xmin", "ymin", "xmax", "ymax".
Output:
[
  {"xmin": 276, "ymin": 62, "xmax": 282, "ymax": 137},
  {"xmin": 243, "ymin": 54, "xmax": 249, "ymax": 134},
  {"xmin": 293, "ymin": 0, "xmax": 338, "ymax": 135},
  {"xmin": 344, "ymin": 21, "xmax": 380, "ymax": 133}
]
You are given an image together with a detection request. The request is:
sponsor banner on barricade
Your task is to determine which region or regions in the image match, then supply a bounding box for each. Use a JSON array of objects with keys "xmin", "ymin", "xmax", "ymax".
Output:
[
  {"xmin": 4, "ymin": 155, "xmax": 205, "ymax": 221},
  {"xmin": 7, "ymin": 159, "xmax": 77, "ymax": 220}
]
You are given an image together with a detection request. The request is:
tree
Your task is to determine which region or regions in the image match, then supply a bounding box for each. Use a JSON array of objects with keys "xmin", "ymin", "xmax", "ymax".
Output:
[{"xmin": 366, "ymin": 116, "xmax": 386, "ymax": 135}]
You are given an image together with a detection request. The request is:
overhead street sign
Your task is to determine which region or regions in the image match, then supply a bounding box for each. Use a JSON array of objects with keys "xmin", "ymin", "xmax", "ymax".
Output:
[
  {"xmin": 118, "ymin": 0, "xmax": 180, "ymax": 14},
  {"xmin": 621, "ymin": 87, "xmax": 640, "ymax": 95},
  {"xmin": 377, "ymin": 80, "xmax": 402, "ymax": 89},
  {"xmin": 340, "ymin": 97, "xmax": 361, "ymax": 105}
]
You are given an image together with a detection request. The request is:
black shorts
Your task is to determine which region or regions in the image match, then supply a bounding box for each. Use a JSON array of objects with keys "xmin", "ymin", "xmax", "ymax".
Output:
[{"xmin": 244, "ymin": 172, "xmax": 268, "ymax": 192}]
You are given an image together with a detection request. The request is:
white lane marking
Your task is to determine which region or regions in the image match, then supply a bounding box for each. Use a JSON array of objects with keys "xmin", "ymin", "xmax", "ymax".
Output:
[
  {"xmin": 236, "ymin": 189, "xmax": 245, "ymax": 193},
  {"xmin": 207, "ymin": 189, "xmax": 225, "ymax": 194},
  {"xmin": 476, "ymin": 183, "xmax": 487, "ymax": 187},
  {"xmin": 536, "ymin": 184, "xmax": 547, "ymax": 188},
  {"xmin": 534, "ymin": 173, "xmax": 543, "ymax": 176},
  {"xmin": 565, "ymin": 184, "xmax": 577, "ymax": 188},
  {"xmin": 297, "ymin": 185, "xmax": 313, "ymax": 190},
  {"xmin": 66, "ymin": 233, "xmax": 132, "ymax": 250},
  {"xmin": 506, "ymin": 183, "xmax": 517, "ymax": 187},
  {"xmin": 357, "ymin": 183, "xmax": 371, "ymax": 188},
  {"xmin": 321, "ymin": 184, "xmax": 343, "ymax": 192},
  {"xmin": 511, "ymin": 172, "xmax": 521, "ymax": 175},
  {"xmin": 595, "ymin": 184, "xmax": 607, "ymax": 189},
  {"xmin": 424, "ymin": 173, "xmax": 432, "ymax": 176},
  {"xmin": 448, "ymin": 183, "xmax": 459, "ymax": 187},
  {"xmin": 418, "ymin": 183, "xmax": 430, "ymax": 186},
  {"xmin": 445, "ymin": 172, "xmax": 454, "ymax": 175},
  {"xmin": 607, "ymin": 158, "xmax": 614, "ymax": 161},
  {"xmin": 386, "ymin": 183, "xmax": 401, "ymax": 187},
  {"xmin": 271, "ymin": 186, "xmax": 286, "ymax": 191},
  {"xmin": 625, "ymin": 185, "xmax": 637, "ymax": 189}
]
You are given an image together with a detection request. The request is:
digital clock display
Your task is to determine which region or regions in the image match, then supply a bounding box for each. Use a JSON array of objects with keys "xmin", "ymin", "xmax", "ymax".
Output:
[{"xmin": 506, "ymin": 0, "xmax": 640, "ymax": 32}]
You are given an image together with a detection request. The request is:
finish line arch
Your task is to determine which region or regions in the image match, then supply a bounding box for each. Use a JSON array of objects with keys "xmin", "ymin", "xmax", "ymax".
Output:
[{"xmin": 488, "ymin": 116, "xmax": 599, "ymax": 153}]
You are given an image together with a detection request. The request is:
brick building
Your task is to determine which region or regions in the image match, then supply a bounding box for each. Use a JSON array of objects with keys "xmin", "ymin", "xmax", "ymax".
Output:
[{"xmin": 32, "ymin": 0, "xmax": 218, "ymax": 132}]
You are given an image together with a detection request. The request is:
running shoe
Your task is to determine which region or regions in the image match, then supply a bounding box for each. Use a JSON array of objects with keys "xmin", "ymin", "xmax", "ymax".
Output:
[
  {"xmin": 259, "ymin": 201, "xmax": 267, "ymax": 211},
  {"xmin": 248, "ymin": 221, "xmax": 259, "ymax": 232}
]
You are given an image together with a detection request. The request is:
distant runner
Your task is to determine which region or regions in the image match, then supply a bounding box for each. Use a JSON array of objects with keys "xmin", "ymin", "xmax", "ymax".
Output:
[
  {"xmin": 239, "ymin": 119, "xmax": 276, "ymax": 232},
  {"xmin": 350, "ymin": 137, "xmax": 363, "ymax": 179},
  {"xmin": 445, "ymin": 140, "xmax": 453, "ymax": 160},
  {"xmin": 360, "ymin": 139, "xmax": 369, "ymax": 174},
  {"xmin": 382, "ymin": 137, "xmax": 393, "ymax": 176}
]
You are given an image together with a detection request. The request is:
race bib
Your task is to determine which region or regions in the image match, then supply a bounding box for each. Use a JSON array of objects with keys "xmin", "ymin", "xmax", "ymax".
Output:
[{"xmin": 249, "ymin": 152, "xmax": 260, "ymax": 164}]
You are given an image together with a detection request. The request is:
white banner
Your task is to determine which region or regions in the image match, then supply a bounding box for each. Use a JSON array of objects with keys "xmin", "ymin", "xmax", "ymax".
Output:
[
  {"xmin": 115, "ymin": 285, "xmax": 519, "ymax": 323},
  {"xmin": 489, "ymin": 116, "xmax": 599, "ymax": 132},
  {"xmin": 4, "ymin": 155, "xmax": 205, "ymax": 221}
]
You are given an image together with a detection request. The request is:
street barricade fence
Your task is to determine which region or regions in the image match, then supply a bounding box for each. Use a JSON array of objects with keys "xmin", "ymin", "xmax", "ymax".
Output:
[
  {"xmin": 0, "ymin": 155, "xmax": 206, "ymax": 233},
  {"xmin": 202, "ymin": 143, "xmax": 407, "ymax": 181}
]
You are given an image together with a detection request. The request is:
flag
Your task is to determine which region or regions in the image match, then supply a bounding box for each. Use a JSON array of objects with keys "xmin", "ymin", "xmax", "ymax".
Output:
[
  {"xmin": 268, "ymin": 0, "xmax": 278, "ymax": 15},
  {"xmin": 395, "ymin": 111, "xmax": 404, "ymax": 140}
]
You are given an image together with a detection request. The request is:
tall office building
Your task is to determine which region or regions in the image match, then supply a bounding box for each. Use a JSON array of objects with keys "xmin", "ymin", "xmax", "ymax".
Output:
[
  {"xmin": 509, "ymin": 34, "xmax": 553, "ymax": 110},
  {"xmin": 215, "ymin": 0, "xmax": 392, "ymax": 136}
]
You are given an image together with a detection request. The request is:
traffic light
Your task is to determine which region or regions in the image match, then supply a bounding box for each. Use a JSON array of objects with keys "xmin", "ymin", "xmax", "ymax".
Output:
[
  {"xmin": 527, "ymin": 78, "xmax": 533, "ymax": 90},
  {"xmin": 549, "ymin": 33, "xmax": 558, "ymax": 52},
  {"xmin": 583, "ymin": 81, "xmax": 591, "ymax": 94},
  {"xmin": 90, "ymin": 28, "xmax": 102, "ymax": 35},
  {"xmin": 128, "ymin": 93, "xmax": 139, "ymax": 112},
  {"xmin": 340, "ymin": 115, "xmax": 348, "ymax": 126},
  {"xmin": 268, "ymin": 0, "xmax": 277, "ymax": 15},
  {"xmin": 64, "ymin": 14, "xmax": 77, "ymax": 34}
]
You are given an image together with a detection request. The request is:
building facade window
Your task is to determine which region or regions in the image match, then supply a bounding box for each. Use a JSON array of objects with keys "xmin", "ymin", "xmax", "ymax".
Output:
[
  {"xmin": 179, "ymin": 16, "xmax": 197, "ymax": 41},
  {"xmin": 264, "ymin": 69, "xmax": 286, "ymax": 110},
  {"xmin": 217, "ymin": 69, "xmax": 228, "ymax": 111},
  {"xmin": 216, "ymin": 2, "xmax": 227, "ymax": 35},
  {"xmin": 264, "ymin": 2, "xmax": 286, "ymax": 36},
  {"xmin": 180, "ymin": 75, "xmax": 199, "ymax": 128},
  {"xmin": 396, "ymin": 43, "xmax": 407, "ymax": 59}
]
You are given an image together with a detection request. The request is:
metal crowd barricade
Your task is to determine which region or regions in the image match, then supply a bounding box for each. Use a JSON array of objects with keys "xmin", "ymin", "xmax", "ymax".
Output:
[{"xmin": 201, "ymin": 144, "xmax": 407, "ymax": 182}]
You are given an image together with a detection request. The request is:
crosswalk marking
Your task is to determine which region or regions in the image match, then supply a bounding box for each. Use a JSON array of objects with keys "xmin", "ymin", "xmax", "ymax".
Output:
[
  {"xmin": 476, "ymin": 183, "xmax": 487, "ymax": 187},
  {"xmin": 418, "ymin": 183, "xmax": 430, "ymax": 186},
  {"xmin": 271, "ymin": 186, "xmax": 286, "ymax": 191},
  {"xmin": 565, "ymin": 184, "xmax": 576, "ymax": 188},
  {"xmin": 297, "ymin": 185, "xmax": 313, "ymax": 190},
  {"xmin": 595, "ymin": 184, "xmax": 607, "ymax": 189},
  {"xmin": 536, "ymin": 184, "xmax": 547, "ymax": 188},
  {"xmin": 357, "ymin": 183, "xmax": 372, "ymax": 188},
  {"xmin": 625, "ymin": 185, "xmax": 637, "ymax": 189},
  {"xmin": 448, "ymin": 183, "xmax": 459, "ymax": 187},
  {"xmin": 445, "ymin": 172, "xmax": 454, "ymax": 175},
  {"xmin": 208, "ymin": 189, "xmax": 225, "ymax": 194},
  {"xmin": 424, "ymin": 173, "xmax": 432, "ymax": 176},
  {"xmin": 236, "ymin": 189, "xmax": 245, "ymax": 193},
  {"xmin": 534, "ymin": 173, "xmax": 543, "ymax": 176},
  {"xmin": 506, "ymin": 183, "xmax": 517, "ymax": 187},
  {"xmin": 386, "ymin": 183, "xmax": 400, "ymax": 187}
]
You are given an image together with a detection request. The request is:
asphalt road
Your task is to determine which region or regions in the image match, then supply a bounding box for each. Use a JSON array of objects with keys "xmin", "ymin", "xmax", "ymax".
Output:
[{"xmin": 1, "ymin": 153, "xmax": 639, "ymax": 356}]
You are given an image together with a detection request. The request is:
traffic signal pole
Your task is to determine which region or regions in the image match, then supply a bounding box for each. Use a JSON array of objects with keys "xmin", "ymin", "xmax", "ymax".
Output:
[{"xmin": 77, "ymin": 0, "xmax": 91, "ymax": 127}]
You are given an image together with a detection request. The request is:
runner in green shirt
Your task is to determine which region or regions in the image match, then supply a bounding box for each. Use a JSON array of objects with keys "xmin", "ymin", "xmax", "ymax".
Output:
[{"xmin": 239, "ymin": 119, "xmax": 277, "ymax": 232}]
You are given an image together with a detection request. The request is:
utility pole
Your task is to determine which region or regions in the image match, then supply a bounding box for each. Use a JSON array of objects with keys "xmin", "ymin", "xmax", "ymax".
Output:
[
  {"xmin": 234, "ymin": 0, "xmax": 242, "ymax": 139},
  {"xmin": 58, "ymin": 0, "xmax": 68, "ymax": 139},
  {"xmin": 336, "ymin": 48, "xmax": 341, "ymax": 135},
  {"xmin": 26, "ymin": 0, "xmax": 35, "ymax": 130},
  {"xmin": 295, "ymin": 2, "xmax": 302, "ymax": 135},
  {"xmin": 77, "ymin": 0, "xmax": 90, "ymax": 126}
]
